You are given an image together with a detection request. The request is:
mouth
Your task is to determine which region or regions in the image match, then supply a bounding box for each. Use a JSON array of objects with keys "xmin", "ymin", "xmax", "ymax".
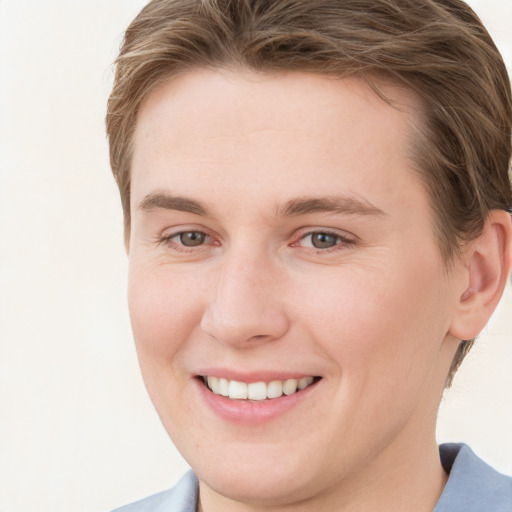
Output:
[{"xmin": 200, "ymin": 375, "xmax": 321, "ymax": 401}]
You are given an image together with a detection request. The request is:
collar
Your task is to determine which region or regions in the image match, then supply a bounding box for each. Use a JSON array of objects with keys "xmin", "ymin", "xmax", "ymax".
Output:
[{"xmin": 434, "ymin": 443, "xmax": 512, "ymax": 511}]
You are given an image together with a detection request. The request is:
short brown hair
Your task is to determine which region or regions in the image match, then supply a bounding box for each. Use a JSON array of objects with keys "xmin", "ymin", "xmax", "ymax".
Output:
[{"xmin": 106, "ymin": 0, "xmax": 512, "ymax": 383}]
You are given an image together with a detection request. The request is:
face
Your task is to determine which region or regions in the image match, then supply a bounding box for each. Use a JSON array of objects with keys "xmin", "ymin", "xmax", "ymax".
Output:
[{"xmin": 129, "ymin": 70, "xmax": 461, "ymax": 509}]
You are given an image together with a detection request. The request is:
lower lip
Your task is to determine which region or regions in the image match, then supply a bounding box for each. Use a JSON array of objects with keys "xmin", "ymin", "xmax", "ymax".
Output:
[{"xmin": 195, "ymin": 378, "xmax": 320, "ymax": 425}]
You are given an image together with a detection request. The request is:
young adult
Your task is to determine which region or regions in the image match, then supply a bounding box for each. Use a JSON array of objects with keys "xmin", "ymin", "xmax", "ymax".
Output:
[{"xmin": 106, "ymin": 1, "xmax": 512, "ymax": 510}]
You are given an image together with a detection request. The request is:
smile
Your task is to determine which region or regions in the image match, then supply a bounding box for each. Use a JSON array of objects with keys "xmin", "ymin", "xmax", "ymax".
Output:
[{"xmin": 202, "ymin": 376, "xmax": 317, "ymax": 401}]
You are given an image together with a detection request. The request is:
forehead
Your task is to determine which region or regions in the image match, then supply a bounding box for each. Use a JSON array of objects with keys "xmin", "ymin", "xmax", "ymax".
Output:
[{"xmin": 131, "ymin": 69, "xmax": 425, "ymax": 221}]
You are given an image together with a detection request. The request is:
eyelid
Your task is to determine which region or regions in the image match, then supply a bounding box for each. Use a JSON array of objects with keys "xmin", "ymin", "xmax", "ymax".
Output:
[
  {"xmin": 156, "ymin": 225, "xmax": 219, "ymax": 251},
  {"xmin": 293, "ymin": 226, "xmax": 357, "ymax": 241},
  {"xmin": 291, "ymin": 227, "xmax": 358, "ymax": 250}
]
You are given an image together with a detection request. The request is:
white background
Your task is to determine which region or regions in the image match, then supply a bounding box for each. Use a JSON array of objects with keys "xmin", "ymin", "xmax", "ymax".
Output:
[{"xmin": 0, "ymin": 1, "xmax": 511, "ymax": 511}]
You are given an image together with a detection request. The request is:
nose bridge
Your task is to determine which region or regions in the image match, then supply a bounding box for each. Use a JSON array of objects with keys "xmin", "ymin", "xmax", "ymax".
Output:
[{"xmin": 200, "ymin": 244, "xmax": 289, "ymax": 346}]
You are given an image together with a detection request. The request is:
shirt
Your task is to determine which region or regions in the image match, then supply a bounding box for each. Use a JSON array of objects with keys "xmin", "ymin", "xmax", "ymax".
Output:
[{"xmin": 111, "ymin": 444, "xmax": 512, "ymax": 511}]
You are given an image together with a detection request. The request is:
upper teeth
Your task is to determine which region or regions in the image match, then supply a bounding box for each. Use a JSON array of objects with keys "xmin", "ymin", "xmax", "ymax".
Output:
[{"xmin": 204, "ymin": 376, "xmax": 315, "ymax": 400}]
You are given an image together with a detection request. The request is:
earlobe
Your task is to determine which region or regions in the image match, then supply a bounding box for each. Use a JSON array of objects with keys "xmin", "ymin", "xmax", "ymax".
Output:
[{"xmin": 449, "ymin": 210, "xmax": 512, "ymax": 341}]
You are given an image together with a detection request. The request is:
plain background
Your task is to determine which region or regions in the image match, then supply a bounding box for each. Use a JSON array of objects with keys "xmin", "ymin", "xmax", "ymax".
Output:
[{"xmin": 0, "ymin": 1, "xmax": 511, "ymax": 511}]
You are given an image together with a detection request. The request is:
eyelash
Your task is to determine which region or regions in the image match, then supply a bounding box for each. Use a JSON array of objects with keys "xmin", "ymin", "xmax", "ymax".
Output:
[
  {"xmin": 157, "ymin": 231, "xmax": 216, "ymax": 253},
  {"xmin": 294, "ymin": 230, "xmax": 357, "ymax": 252},
  {"xmin": 157, "ymin": 229, "xmax": 357, "ymax": 254}
]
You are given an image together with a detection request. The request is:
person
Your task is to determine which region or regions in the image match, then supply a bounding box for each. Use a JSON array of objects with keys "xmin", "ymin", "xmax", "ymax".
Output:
[{"xmin": 106, "ymin": 0, "xmax": 512, "ymax": 510}]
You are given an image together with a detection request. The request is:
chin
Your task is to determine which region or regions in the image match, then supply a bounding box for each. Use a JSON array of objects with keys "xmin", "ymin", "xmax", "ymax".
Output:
[
  {"xmin": 180, "ymin": 435, "xmax": 337, "ymax": 508},
  {"xmin": 198, "ymin": 461, "xmax": 321, "ymax": 507}
]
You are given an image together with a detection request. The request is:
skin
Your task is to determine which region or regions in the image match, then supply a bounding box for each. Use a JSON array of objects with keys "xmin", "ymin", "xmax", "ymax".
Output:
[{"xmin": 127, "ymin": 69, "xmax": 477, "ymax": 512}]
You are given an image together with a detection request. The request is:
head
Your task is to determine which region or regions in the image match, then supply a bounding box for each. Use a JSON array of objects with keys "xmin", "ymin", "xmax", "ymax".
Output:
[
  {"xmin": 107, "ymin": 0, "xmax": 512, "ymax": 385},
  {"xmin": 106, "ymin": 0, "xmax": 512, "ymax": 509}
]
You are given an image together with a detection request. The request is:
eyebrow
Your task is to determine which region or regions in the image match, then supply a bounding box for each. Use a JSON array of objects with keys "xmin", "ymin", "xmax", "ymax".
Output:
[
  {"xmin": 138, "ymin": 192, "xmax": 386, "ymax": 219},
  {"xmin": 139, "ymin": 192, "xmax": 210, "ymax": 216},
  {"xmin": 278, "ymin": 196, "xmax": 386, "ymax": 218}
]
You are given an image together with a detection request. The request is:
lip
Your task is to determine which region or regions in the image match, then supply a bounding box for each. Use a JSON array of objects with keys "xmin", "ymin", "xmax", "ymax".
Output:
[{"xmin": 193, "ymin": 371, "xmax": 321, "ymax": 425}]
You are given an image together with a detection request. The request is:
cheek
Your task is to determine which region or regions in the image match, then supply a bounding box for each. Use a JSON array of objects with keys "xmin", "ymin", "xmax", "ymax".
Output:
[
  {"xmin": 302, "ymin": 258, "xmax": 451, "ymax": 387},
  {"xmin": 127, "ymin": 260, "xmax": 205, "ymax": 366}
]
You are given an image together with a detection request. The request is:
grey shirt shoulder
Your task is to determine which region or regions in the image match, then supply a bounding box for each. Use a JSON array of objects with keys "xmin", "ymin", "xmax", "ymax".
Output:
[{"xmin": 112, "ymin": 444, "xmax": 512, "ymax": 512}]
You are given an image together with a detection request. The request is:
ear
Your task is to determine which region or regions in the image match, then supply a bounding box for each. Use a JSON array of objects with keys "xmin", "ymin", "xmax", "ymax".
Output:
[{"xmin": 449, "ymin": 210, "xmax": 512, "ymax": 341}]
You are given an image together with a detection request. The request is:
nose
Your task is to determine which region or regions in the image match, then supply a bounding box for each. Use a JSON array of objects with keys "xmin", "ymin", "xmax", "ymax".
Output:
[{"xmin": 200, "ymin": 249, "xmax": 290, "ymax": 347}]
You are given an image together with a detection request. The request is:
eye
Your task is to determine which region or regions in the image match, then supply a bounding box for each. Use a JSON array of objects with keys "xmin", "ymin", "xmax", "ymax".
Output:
[
  {"xmin": 177, "ymin": 231, "xmax": 206, "ymax": 247},
  {"xmin": 307, "ymin": 232, "xmax": 339, "ymax": 249},
  {"xmin": 295, "ymin": 230, "xmax": 356, "ymax": 250},
  {"xmin": 158, "ymin": 229, "xmax": 212, "ymax": 251}
]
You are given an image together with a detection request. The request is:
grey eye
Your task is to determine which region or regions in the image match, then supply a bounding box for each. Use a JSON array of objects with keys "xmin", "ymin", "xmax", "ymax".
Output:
[
  {"xmin": 310, "ymin": 232, "xmax": 338, "ymax": 249},
  {"xmin": 179, "ymin": 231, "xmax": 206, "ymax": 246}
]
